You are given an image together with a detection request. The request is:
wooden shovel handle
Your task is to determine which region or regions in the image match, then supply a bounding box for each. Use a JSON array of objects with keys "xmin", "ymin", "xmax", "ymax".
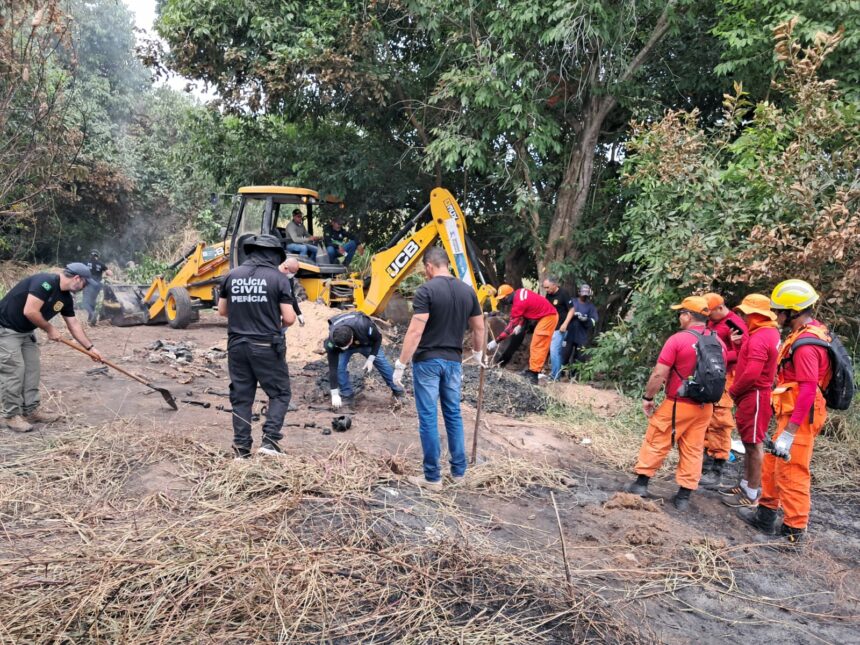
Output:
[{"xmin": 58, "ymin": 338, "xmax": 152, "ymax": 387}]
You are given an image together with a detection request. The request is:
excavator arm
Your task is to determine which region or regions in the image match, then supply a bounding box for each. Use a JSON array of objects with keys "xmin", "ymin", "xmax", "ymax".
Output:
[{"xmin": 356, "ymin": 188, "xmax": 497, "ymax": 316}]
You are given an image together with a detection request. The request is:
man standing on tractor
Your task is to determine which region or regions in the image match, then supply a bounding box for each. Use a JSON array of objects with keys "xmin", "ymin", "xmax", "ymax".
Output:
[
  {"xmin": 218, "ymin": 234, "xmax": 296, "ymax": 458},
  {"xmin": 699, "ymin": 293, "xmax": 748, "ymax": 488},
  {"xmin": 392, "ymin": 247, "xmax": 484, "ymax": 491},
  {"xmin": 488, "ymin": 284, "xmax": 558, "ymax": 384},
  {"xmin": 323, "ymin": 217, "xmax": 359, "ymax": 266},
  {"xmin": 559, "ymin": 284, "xmax": 598, "ymax": 378},
  {"xmin": 625, "ymin": 296, "xmax": 726, "ymax": 511},
  {"xmin": 0, "ymin": 264, "xmax": 103, "ymax": 432},
  {"xmin": 325, "ymin": 311, "xmax": 405, "ymax": 410},
  {"xmin": 286, "ymin": 208, "xmax": 321, "ymax": 260},
  {"xmin": 738, "ymin": 280, "xmax": 831, "ymax": 545},
  {"xmin": 82, "ymin": 250, "xmax": 113, "ymax": 326},
  {"xmin": 720, "ymin": 294, "xmax": 780, "ymax": 509}
]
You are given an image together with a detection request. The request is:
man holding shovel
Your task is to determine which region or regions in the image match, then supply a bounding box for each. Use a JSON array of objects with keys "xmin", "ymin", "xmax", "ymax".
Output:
[{"xmin": 0, "ymin": 263, "xmax": 103, "ymax": 432}]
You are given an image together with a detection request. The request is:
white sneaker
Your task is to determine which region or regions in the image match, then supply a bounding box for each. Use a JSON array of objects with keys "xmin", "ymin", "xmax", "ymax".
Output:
[{"xmin": 406, "ymin": 475, "xmax": 443, "ymax": 491}]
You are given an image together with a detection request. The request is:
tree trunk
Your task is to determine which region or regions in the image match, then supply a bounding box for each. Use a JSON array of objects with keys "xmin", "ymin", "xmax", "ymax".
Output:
[
  {"xmin": 503, "ymin": 246, "xmax": 529, "ymax": 288},
  {"xmin": 540, "ymin": 95, "xmax": 615, "ymax": 277}
]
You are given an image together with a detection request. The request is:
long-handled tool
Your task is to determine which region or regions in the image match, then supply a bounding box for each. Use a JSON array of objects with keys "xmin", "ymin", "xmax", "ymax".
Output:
[
  {"xmin": 471, "ymin": 313, "xmax": 488, "ymax": 465},
  {"xmin": 59, "ymin": 338, "xmax": 178, "ymax": 411}
]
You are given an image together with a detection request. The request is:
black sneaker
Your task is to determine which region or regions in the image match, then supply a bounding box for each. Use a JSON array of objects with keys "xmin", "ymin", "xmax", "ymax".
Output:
[
  {"xmin": 718, "ymin": 484, "xmax": 744, "ymax": 497},
  {"xmin": 233, "ymin": 445, "xmax": 251, "ymax": 460},
  {"xmin": 258, "ymin": 441, "xmax": 285, "ymax": 456},
  {"xmin": 737, "ymin": 505, "xmax": 778, "ymax": 534},
  {"xmin": 624, "ymin": 479, "xmax": 649, "ymax": 497},
  {"xmin": 780, "ymin": 524, "xmax": 806, "ymax": 545},
  {"xmin": 672, "ymin": 493, "xmax": 691, "ymax": 511}
]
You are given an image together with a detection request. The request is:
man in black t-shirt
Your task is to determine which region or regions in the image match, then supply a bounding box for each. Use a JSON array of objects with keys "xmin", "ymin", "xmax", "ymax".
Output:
[
  {"xmin": 218, "ymin": 234, "xmax": 296, "ymax": 458},
  {"xmin": 324, "ymin": 311, "xmax": 404, "ymax": 410},
  {"xmin": 0, "ymin": 264, "xmax": 103, "ymax": 432},
  {"xmin": 542, "ymin": 276, "xmax": 571, "ymax": 380},
  {"xmin": 393, "ymin": 247, "xmax": 484, "ymax": 490},
  {"xmin": 82, "ymin": 250, "xmax": 113, "ymax": 325}
]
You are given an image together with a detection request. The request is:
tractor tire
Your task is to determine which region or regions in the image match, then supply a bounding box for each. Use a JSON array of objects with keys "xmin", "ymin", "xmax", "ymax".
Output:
[
  {"xmin": 293, "ymin": 281, "xmax": 308, "ymax": 303},
  {"xmin": 166, "ymin": 287, "xmax": 194, "ymax": 329}
]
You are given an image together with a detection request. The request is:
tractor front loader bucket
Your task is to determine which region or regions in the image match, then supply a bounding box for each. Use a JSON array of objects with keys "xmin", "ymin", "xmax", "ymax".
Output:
[{"xmin": 102, "ymin": 284, "xmax": 151, "ymax": 327}]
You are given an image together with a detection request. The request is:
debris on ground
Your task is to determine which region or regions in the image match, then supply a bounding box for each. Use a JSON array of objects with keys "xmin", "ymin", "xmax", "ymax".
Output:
[{"xmin": 461, "ymin": 365, "xmax": 548, "ymax": 417}]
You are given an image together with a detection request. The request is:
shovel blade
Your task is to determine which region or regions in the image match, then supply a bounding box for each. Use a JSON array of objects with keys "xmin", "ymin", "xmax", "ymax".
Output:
[{"xmin": 156, "ymin": 387, "xmax": 178, "ymax": 411}]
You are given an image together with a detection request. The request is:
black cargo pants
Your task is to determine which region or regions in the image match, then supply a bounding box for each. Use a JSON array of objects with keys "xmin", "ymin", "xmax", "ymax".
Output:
[{"xmin": 228, "ymin": 340, "xmax": 292, "ymax": 448}]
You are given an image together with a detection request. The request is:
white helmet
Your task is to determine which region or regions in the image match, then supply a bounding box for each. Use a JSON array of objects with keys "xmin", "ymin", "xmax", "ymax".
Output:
[{"xmin": 579, "ymin": 284, "xmax": 593, "ymax": 297}]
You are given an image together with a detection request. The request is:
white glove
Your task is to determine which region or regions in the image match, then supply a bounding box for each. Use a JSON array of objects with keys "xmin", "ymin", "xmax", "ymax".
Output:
[
  {"xmin": 513, "ymin": 325, "xmax": 523, "ymax": 335},
  {"xmin": 773, "ymin": 430, "xmax": 795, "ymax": 458},
  {"xmin": 297, "ymin": 314, "xmax": 305, "ymax": 326},
  {"xmin": 393, "ymin": 360, "xmax": 406, "ymax": 388},
  {"xmin": 576, "ymin": 312, "xmax": 588, "ymax": 321},
  {"xmin": 471, "ymin": 350, "xmax": 484, "ymax": 367},
  {"xmin": 330, "ymin": 389, "xmax": 342, "ymax": 410},
  {"xmin": 363, "ymin": 354, "xmax": 376, "ymax": 373},
  {"xmin": 486, "ymin": 340, "xmax": 498, "ymax": 352}
]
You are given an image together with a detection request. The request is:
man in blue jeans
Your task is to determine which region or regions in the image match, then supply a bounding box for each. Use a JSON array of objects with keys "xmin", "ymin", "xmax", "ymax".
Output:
[
  {"xmin": 393, "ymin": 247, "xmax": 484, "ymax": 491},
  {"xmin": 542, "ymin": 276, "xmax": 571, "ymax": 380},
  {"xmin": 323, "ymin": 217, "xmax": 359, "ymax": 266},
  {"xmin": 324, "ymin": 311, "xmax": 404, "ymax": 409}
]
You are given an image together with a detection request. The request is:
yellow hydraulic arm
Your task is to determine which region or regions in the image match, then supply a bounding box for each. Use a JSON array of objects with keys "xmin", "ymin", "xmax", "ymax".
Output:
[{"xmin": 356, "ymin": 188, "xmax": 496, "ymax": 316}]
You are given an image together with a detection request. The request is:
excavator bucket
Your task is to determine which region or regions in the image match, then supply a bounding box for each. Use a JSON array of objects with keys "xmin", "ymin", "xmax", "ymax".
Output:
[{"xmin": 101, "ymin": 284, "xmax": 151, "ymax": 327}]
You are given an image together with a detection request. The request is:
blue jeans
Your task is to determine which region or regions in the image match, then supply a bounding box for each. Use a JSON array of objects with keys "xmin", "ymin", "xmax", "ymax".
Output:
[
  {"xmin": 287, "ymin": 243, "xmax": 318, "ymax": 260},
  {"xmin": 412, "ymin": 359, "xmax": 467, "ymax": 482},
  {"xmin": 549, "ymin": 329, "xmax": 564, "ymax": 379},
  {"xmin": 338, "ymin": 346, "xmax": 404, "ymax": 398},
  {"xmin": 327, "ymin": 239, "xmax": 357, "ymax": 265}
]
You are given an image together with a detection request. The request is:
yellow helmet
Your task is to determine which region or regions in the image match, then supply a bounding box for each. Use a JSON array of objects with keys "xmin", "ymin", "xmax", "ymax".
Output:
[{"xmin": 770, "ymin": 279, "xmax": 819, "ymax": 311}]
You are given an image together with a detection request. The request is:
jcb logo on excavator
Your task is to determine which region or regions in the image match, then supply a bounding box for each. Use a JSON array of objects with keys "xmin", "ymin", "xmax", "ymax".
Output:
[{"xmin": 386, "ymin": 241, "xmax": 421, "ymax": 278}]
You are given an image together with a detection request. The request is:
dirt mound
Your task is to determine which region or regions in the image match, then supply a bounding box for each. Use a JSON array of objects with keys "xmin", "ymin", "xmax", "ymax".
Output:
[
  {"xmin": 284, "ymin": 300, "xmax": 341, "ymax": 364},
  {"xmin": 461, "ymin": 365, "xmax": 548, "ymax": 417},
  {"xmin": 604, "ymin": 492, "xmax": 661, "ymax": 512},
  {"xmin": 545, "ymin": 381, "xmax": 625, "ymax": 416}
]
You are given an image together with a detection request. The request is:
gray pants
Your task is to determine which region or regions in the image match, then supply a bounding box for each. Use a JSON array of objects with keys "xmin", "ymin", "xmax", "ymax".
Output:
[{"xmin": 0, "ymin": 327, "xmax": 41, "ymax": 417}]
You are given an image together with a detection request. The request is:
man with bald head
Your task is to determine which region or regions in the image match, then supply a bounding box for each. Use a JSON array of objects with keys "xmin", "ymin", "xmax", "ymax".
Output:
[{"xmin": 279, "ymin": 257, "xmax": 304, "ymax": 326}]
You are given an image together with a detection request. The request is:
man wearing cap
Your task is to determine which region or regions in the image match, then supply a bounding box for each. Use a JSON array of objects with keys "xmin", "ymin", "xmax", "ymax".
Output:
[
  {"xmin": 218, "ymin": 234, "xmax": 296, "ymax": 458},
  {"xmin": 625, "ymin": 296, "xmax": 727, "ymax": 510},
  {"xmin": 488, "ymin": 284, "xmax": 558, "ymax": 384},
  {"xmin": 559, "ymin": 284, "xmax": 599, "ymax": 377},
  {"xmin": 718, "ymin": 294, "xmax": 780, "ymax": 508},
  {"xmin": 324, "ymin": 311, "xmax": 405, "ymax": 410},
  {"xmin": 285, "ymin": 209, "xmax": 321, "ymax": 260},
  {"xmin": 0, "ymin": 264, "xmax": 103, "ymax": 432},
  {"xmin": 323, "ymin": 217, "xmax": 358, "ymax": 266},
  {"xmin": 699, "ymin": 293, "xmax": 748, "ymax": 487},
  {"xmin": 738, "ymin": 279, "xmax": 830, "ymax": 545},
  {"xmin": 81, "ymin": 250, "xmax": 113, "ymax": 326}
]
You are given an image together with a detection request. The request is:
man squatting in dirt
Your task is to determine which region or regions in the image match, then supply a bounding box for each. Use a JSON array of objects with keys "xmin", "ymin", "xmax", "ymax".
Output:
[
  {"xmin": 0, "ymin": 263, "xmax": 104, "ymax": 433},
  {"xmin": 393, "ymin": 246, "xmax": 484, "ymax": 491},
  {"xmin": 325, "ymin": 311, "xmax": 405, "ymax": 410},
  {"xmin": 218, "ymin": 234, "xmax": 296, "ymax": 458},
  {"xmin": 626, "ymin": 296, "xmax": 727, "ymax": 511}
]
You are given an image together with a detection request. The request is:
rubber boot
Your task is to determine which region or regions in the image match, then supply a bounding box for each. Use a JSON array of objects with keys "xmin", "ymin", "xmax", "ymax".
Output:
[
  {"xmin": 625, "ymin": 474, "xmax": 649, "ymax": 497},
  {"xmin": 737, "ymin": 504, "xmax": 778, "ymax": 534},
  {"xmin": 672, "ymin": 486, "xmax": 693, "ymax": 511},
  {"xmin": 699, "ymin": 459, "xmax": 726, "ymax": 489},
  {"xmin": 524, "ymin": 370, "xmax": 539, "ymax": 385},
  {"xmin": 780, "ymin": 524, "xmax": 806, "ymax": 546}
]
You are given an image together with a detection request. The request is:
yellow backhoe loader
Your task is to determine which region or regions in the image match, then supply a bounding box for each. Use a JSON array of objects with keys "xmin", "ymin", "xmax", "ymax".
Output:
[{"xmin": 104, "ymin": 185, "xmax": 495, "ymax": 328}]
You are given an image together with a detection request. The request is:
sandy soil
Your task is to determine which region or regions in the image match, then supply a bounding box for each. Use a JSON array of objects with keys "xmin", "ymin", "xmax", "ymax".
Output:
[{"xmin": 3, "ymin": 309, "xmax": 858, "ymax": 643}]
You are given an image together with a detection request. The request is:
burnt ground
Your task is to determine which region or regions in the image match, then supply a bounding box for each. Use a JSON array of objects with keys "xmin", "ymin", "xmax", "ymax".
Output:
[{"xmin": 1, "ymin": 310, "xmax": 858, "ymax": 643}]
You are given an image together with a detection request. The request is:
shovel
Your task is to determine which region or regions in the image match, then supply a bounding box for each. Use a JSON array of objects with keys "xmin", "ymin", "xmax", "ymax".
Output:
[{"xmin": 59, "ymin": 338, "xmax": 178, "ymax": 411}]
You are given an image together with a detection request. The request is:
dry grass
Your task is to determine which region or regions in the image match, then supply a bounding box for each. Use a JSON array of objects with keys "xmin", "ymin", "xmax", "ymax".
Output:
[{"xmin": 0, "ymin": 424, "xmax": 646, "ymax": 644}]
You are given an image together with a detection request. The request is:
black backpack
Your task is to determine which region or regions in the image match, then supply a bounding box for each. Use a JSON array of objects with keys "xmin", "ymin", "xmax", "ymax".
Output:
[
  {"xmin": 782, "ymin": 332, "xmax": 855, "ymax": 410},
  {"xmin": 675, "ymin": 330, "xmax": 726, "ymax": 403}
]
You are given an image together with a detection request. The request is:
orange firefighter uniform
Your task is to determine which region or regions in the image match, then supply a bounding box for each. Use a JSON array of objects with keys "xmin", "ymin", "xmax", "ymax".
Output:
[
  {"xmin": 759, "ymin": 322, "xmax": 830, "ymax": 530},
  {"xmin": 496, "ymin": 288, "xmax": 558, "ymax": 373}
]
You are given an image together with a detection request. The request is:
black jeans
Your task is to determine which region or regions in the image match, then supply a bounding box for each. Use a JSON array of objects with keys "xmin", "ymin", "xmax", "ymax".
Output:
[{"xmin": 228, "ymin": 341, "xmax": 292, "ymax": 448}]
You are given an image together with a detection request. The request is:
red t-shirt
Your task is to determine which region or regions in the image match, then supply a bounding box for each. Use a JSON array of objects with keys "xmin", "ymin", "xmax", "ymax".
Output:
[
  {"xmin": 708, "ymin": 310, "xmax": 747, "ymax": 372},
  {"xmin": 657, "ymin": 324, "xmax": 727, "ymax": 403},
  {"xmin": 499, "ymin": 288, "xmax": 558, "ymax": 339},
  {"xmin": 779, "ymin": 321, "xmax": 830, "ymax": 385},
  {"xmin": 731, "ymin": 324, "xmax": 781, "ymax": 397}
]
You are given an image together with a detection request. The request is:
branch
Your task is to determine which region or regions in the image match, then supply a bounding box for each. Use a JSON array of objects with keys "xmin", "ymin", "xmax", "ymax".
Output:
[{"xmin": 616, "ymin": 0, "xmax": 678, "ymax": 86}]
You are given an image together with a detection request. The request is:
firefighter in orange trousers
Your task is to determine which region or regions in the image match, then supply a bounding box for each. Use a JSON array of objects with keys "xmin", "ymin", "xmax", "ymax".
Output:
[
  {"xmin": 625, "ymin": 296, "xmax": 727, "ymax": 511},
  {"xmin": 738, "ymin": 280, "xmax": 831, "ymax": 545},
  {"xmin": 487, "ymin": 285, "xmax": 558, "ymax": 384},
  {"xmin": 699, "ymin": 293, "xmax": 747, "ymax": 487}
]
